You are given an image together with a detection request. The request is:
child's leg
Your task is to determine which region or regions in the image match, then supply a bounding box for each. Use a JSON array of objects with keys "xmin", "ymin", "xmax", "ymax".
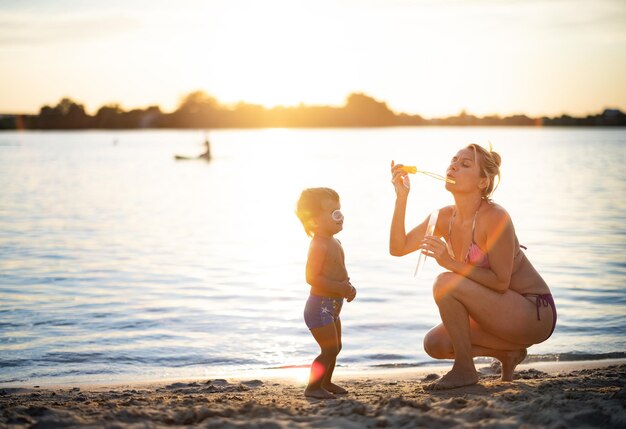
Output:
[
  {"xmin": 321, "ymin": 319, "xmax": 348, "ymax": 394},
  {"xmin": 305, "ymin": 322, "xmax": 340, "ymax": 399}
]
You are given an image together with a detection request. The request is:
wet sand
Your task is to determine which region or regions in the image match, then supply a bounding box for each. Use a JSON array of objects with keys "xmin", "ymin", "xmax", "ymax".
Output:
[{"xmin": 1, "ymin": 360, "xmax": 625, "ymax": 428}]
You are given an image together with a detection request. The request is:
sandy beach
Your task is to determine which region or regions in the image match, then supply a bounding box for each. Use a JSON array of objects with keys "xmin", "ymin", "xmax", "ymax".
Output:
[{"xmin": 2, "ymin": 360, "xmax": 625, "ymax": 428}]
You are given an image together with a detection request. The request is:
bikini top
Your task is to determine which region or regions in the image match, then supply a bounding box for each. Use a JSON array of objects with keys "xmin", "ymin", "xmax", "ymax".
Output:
[
  {"xmin": 447, "ymin": 207, "xmax": 491, "ymax": 269},
  {"xmin": 447, "ymin": 205, "xmax": 527, "ymax": 269}
]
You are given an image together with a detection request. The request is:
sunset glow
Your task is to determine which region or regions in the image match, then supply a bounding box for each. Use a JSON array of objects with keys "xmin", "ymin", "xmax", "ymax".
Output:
[{"xmin": 0, "ymin": 0, "xmax": 624, "ymax": 117}]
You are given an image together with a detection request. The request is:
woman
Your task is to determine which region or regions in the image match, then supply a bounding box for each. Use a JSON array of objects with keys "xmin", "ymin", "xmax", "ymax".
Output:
[{"xmin": 389, "ymin": 144, "xmax": 556, "ymax": 390}]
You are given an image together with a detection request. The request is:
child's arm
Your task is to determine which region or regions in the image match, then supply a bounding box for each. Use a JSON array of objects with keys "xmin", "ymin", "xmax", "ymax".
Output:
[
  {"xmin": 305, "ymin": 239, "xmax": 352, "ymax": 297},
  {"xmin": 346, "ymin": 281, "xmax": 357, "ymax": 302}
]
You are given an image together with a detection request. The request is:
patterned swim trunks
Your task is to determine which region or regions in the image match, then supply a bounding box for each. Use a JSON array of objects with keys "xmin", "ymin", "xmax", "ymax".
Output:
[{"xmin": 303, "ymin": 294, "xmax": 343, "ymax": 330}]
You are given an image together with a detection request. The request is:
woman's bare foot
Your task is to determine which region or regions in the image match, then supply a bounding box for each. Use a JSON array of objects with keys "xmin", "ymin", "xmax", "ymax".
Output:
[
  {"xmin": 424, "ymin": 366, "xmax": 479, "ymax": 390},
  {"xmin": 322, "ymin": 382, "xmax": 348, "ymax": 394},
  {"xmin": 500, "ymin": 348, "xmax": 527, "ymax": 381},
  {"xmin": 304, "ymin": 387, "xmax": 335, "ymax": 399}
]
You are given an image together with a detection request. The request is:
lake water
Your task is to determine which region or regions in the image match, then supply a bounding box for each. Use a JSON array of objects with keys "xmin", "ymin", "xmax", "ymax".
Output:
[{"xmin": 1, "ymin": 127, "xmax": 625, "ymax": 386}]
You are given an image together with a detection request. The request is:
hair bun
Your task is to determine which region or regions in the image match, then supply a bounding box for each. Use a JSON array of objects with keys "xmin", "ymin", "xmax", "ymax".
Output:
[
  {"xmin": 486, "ymin": 142, "xmax": 501, "ymax": 168},
  {"xmin": 491, "ymin": 151, "xmax": 502, "ymax": 167}
]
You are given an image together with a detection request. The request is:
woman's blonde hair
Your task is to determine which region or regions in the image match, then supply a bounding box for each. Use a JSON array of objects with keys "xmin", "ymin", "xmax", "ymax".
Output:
[
  {"xmin": 295, "ymin": 187, "xmax": 339, "ymax": 237},
  {"xmin": 467, "ymin": 143, "xmax": 501, "ymax": 199}
]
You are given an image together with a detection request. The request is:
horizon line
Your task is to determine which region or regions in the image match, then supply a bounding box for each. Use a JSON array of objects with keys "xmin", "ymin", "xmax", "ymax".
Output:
[{"xmin": 2, "ymin": 90, "xmax": 625, "ymax": 121}]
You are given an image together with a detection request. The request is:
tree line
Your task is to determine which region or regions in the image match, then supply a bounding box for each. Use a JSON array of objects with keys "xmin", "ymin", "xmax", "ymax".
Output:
[{"xmin": 1, "ymin": 91, "xmax": 624, "ymax": 130}]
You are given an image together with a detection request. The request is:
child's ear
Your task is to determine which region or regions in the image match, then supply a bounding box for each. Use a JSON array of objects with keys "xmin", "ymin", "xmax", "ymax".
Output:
[{"xmin": 307, "ymin": 218, "xmax": 319, "ymax": 231}]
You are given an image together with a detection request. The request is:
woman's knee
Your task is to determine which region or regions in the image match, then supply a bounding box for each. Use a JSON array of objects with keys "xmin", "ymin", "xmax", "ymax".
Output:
[
  {"xmin": 432, "ymin": 271, "xmax": 463, "ymax": 303},
  {"xmin": 423, "ymin": 327, "xmax": 453, "ymax": 359}
]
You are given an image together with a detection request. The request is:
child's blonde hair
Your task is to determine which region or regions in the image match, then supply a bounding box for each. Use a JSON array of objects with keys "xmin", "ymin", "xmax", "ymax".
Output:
[{"xmin": 295, "ymin": 187, "xmax": 340, "ymax": 237}]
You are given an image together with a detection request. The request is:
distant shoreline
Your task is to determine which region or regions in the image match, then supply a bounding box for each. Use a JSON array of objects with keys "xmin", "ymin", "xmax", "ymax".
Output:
[
  {"xmin": 1, "ymin": 124, "xmax": 626, "ymax": 132},
  {"xmin": 1, "ymin": 92, "xmax": 624, "ymax": 130}
]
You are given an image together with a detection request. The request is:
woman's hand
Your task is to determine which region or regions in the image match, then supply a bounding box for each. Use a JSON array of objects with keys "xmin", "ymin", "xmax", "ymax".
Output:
[
  {"xmin": 390, "ymin": 160, "xmax": 410, "ymax": 198},
  {"xmin": 420, "ymin": 235, "xmax": 453, "ymax": 268}
]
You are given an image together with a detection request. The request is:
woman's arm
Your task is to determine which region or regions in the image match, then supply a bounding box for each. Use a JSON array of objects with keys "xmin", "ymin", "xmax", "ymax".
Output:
[
  {"xmin": 423, "ymin": 207, "xmax": 517, "ymax": 292},
  {"xmin": 390, "ymin": 198, "xmax": 432, "ymax": 256},
  {"xmin": 389, "ymin": 161, "xmax": 442, "ymax": 256}
]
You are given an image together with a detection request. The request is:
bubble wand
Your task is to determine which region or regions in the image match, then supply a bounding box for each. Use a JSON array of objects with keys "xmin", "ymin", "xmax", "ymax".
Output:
[
  {"xmin": 415, "ymin": 210, "xmax": 439, "ymax": 277},
  {"xmin": 401, "ymin": 166, "xmax": 455, "ymax": 184}
]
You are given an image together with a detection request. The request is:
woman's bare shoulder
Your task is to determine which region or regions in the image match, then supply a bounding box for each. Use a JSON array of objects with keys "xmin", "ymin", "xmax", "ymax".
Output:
[
  {"xmin": 435, "ymin": 206, "xmax": 455, "ymax": 236},
  {"xmin": 436, "ymin": 205, "xmax": 455, "ymax": 222},
  {"xmin": 483, "ymin": 202, "xmax": 513, "ymax": 224},
  {"xmin": 439, "ymin": 205, "xmax": 455, "ymax": 216}
]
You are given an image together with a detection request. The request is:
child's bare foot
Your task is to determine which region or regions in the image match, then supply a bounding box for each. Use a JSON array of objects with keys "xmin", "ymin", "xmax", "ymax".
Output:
[
  {"xmin": 304, "ymin": 387, "xmax": 335, "ymax": 399},
  {"xmin": 424, "ymin": 366, "xmax": 479, "ymax": 390},
  {"xmin": 322, "ymin": 382, "xmax": 348, "ymax": 394},
  {"xmin": 500, "ymin": 348, "xmax": 527, "ymax": 381}
]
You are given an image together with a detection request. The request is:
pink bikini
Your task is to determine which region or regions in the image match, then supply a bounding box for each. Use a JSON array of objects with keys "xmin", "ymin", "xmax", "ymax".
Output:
[
  {"xmin": 447, "ymin": 207, "xmax": 491, "ymax": 269},
  {"xmin": 447, "ymin": 206, "xmax": 557, "ymax": 340}
]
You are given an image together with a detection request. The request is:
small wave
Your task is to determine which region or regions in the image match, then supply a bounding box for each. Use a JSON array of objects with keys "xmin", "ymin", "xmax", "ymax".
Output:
[
  {"xmin": 0, "ymin": 359, "xmax": 25, "ymax": 368},
  {"xmin": 0, "ymin": 322, "xmax": 22, "ymax": 328},
  {"xmin": 111, "ymin": 320, "xmax": 161, "ymax": 330},
  {"xmin": 2, "ymin": 353, "xmax": 255, "ymax": 368},
  {"xmin": 349, "ymin": 322, "xmax": 432, "ymax": 332},
  {"xmin": 33, "ymin": 320, "xmax": 76, "ymax": 327},
  {"xmin": 92, "ymin": 313, "xmax": 112, "ymax": 318},
  {"xmin": 523, "ymin": 351, "xmax": 626, "ymax": 363},
  {"xmin": 154, "ymin": 357, "xmax": 263, "ymax": 367},
  {"xmin": 607, "ymin": 260, "xmax": 626, "ymax": 269},
  {"xmin": 555, "ymin": 320, "xmax": 626, "ymax": 334},
  {"xmin": 39, "ymin": 254, "xmax": 74, "ymax": 260},
  {"xmin": 363, "ymin": 354, "xmax": 411, "ymax": 361},
  {"xmin": 41, "ymin": 352, "xmax": 109, "ymax": 364},
  {"xmin": 265, "ymin": 364, "xmax": 310, "ymax": 370},
  {"xmin": 356, "ymin": 297, "xmax": 388, "ymax": 303},
  {"xmin": 27, "ymin": 368, "xmax": 119, "ymax": 378},
  {"xmin": 144, "ymin": 307, "xmax": 168, "ymax": 313},
  {"xmin": 368, "ymin": 352, "xmax": 626, "ymax": 368},
  {"xmin": 371, "ymin": 361, "xmax": 451, "ymax": 368},
  {"xmin": 0, "ymin": 377, "xmax": 25, "ymax": 384}
]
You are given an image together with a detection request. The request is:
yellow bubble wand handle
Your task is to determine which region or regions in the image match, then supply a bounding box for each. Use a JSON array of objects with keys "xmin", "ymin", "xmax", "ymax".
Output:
[{"xmin": 401, "ymin": 165, "xmax": 455, "ymax": 184}]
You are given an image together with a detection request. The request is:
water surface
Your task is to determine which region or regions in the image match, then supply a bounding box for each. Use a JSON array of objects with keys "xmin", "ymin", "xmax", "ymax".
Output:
[{"xmin": 1, "ymin": 127, "xmax": 625, "ymax": 385}]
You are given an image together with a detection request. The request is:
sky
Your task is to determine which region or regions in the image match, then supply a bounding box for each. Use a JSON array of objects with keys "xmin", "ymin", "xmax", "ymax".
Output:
[{"xmin": 0, "ymin": 0, "xmax": 625, "ymax": 118}]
